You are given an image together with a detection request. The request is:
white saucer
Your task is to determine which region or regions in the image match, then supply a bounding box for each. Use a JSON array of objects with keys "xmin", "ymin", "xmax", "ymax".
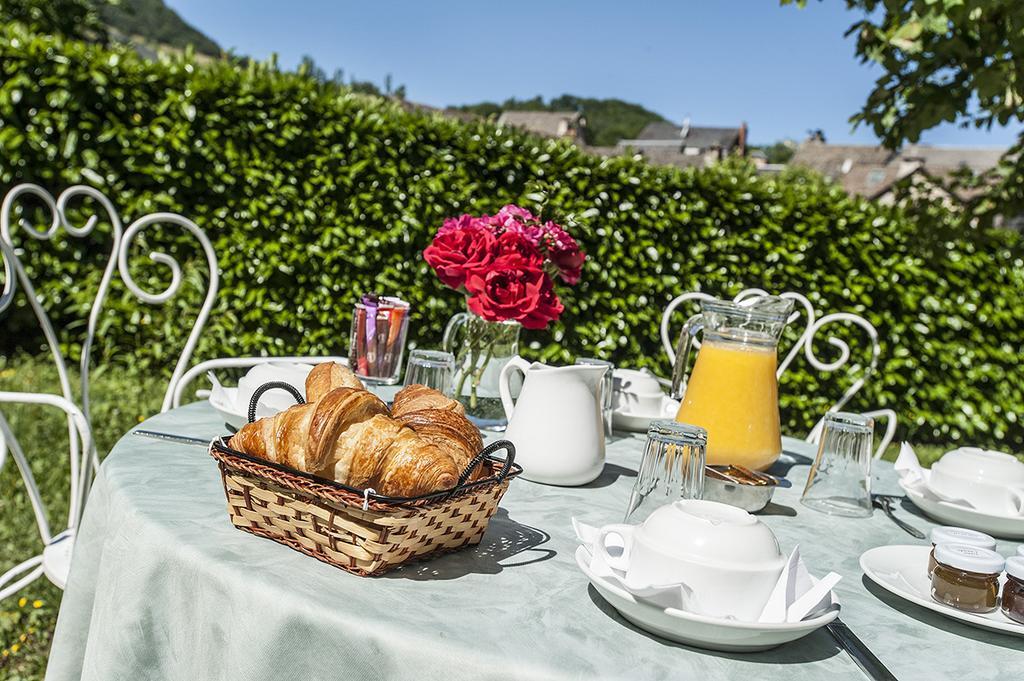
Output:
[
  {"xmin": 575, "ymin": 546, "xmax": 839, "ymax": 652},
  {"xmin": 860, "ymin": 545, "xmax": 1023, "ymax": 636},
  {"xmin": 612, "ymin": 396, "xmax": 680, "ymax": 433},
  {"xmin": 899, "ymin": 479, "xmax": 1024, "ymax": 539}
]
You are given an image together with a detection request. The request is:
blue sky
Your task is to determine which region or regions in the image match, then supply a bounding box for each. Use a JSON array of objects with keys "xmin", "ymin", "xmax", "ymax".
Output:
[{"xmin": 166, "ymin": 0, "xmax": 1019, "ymax": 147}]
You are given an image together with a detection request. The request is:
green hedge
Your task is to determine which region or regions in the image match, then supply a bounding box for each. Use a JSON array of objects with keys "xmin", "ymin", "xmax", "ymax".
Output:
[{"xmin": 1, "ymin": 25, "xmax": 1022, "ymax": 450}]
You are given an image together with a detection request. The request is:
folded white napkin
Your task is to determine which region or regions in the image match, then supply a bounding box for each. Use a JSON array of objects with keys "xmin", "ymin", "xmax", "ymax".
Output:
[
  {"xmin": 573, "ymin": 519, "xmax": 839, "ymax": 623},
  {"xmin": 894, "ymin": 443, "xmax": 975, "ymax": 508}
]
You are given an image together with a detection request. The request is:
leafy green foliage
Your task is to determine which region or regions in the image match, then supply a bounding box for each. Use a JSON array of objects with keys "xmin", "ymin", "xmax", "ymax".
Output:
[
  {"xmin": 98, "ymin": 0, "xmax": 220, "ymax": 56},
  {"xmin": 455, "ymin": 94, "xmax": 669, "ymax": 147},
  {"xmin": 756, "ymin": 140, "xmax": 797, "ymax": 165},
  {"xmin": 0, "ymin": 25, "xmax": 1022, "ymax": 450},
  {"xmin": 0, "ymin": 0, "xmax": 107, "ymax": 41},
  {"xmin": 783, "ymin": 0, "xmax": 1024, "ymax": 227}
]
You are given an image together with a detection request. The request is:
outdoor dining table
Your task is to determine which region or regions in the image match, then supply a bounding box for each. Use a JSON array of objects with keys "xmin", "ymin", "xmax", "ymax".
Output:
[{"xmin": 45, "ymin": 397, "xmax": 1024, "ymax": 681}]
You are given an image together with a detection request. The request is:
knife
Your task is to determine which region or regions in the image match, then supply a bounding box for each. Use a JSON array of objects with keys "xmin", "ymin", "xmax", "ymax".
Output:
[
  {"xmin": 827, "ymin": 617, "xmax": 898, "ymax": 681},
  {"xmin": 132, "ymin": 430, "xmax": 212, "ymax": 447}
]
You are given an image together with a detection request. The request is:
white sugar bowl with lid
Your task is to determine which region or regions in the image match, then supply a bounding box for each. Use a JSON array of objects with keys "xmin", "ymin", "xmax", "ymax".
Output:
[
  {"xmin": 594, "ymin": 500, "xmax": 786, "ymax": 621},
  {"xmin": 929, "ymin": 447, "xmax": 1024, "ymax": 516}
]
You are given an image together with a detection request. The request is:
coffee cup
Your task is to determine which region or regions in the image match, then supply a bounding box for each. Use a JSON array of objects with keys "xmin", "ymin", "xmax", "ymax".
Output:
[
  {"xmin": 614, "ymin": 390, "xmax": 666, "ymax": 415},
  {"xmin": 929, "ymin": 448, "xmax": 1024, "ymax": 516},
  {"xmin": 593, "ymin": 500, "xmax": 786, "ymax": 621}
]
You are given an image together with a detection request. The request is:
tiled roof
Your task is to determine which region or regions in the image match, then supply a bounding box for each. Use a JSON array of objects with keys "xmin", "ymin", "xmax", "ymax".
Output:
[
  {"xmin": 790, "ymin": 141, "xmax": 1007, "ymax": 199},
  {"xmin": 496, "ymin": 111, "xmax": 583, "ymax": 137},
  {"xmin": 634, "ymin": 122, "xmax": 741, "ymax": 149}
]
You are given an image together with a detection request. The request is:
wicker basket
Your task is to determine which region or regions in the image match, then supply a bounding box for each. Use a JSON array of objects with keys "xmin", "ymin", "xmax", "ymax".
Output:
[{"xmin": 209, "ymin": 436, "xmax": 520, "ymax": 576}]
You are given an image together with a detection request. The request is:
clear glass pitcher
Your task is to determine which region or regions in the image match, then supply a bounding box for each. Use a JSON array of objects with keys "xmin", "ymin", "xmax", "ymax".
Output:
[{"xmin": 670, "ymin": 296, "xmax": 793, "ymax": 471}]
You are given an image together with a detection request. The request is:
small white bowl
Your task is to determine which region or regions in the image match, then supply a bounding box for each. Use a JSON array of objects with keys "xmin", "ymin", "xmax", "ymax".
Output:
[{"xmin": 929, "ymin": 448, "xmax": 1024, "ymax": 516}]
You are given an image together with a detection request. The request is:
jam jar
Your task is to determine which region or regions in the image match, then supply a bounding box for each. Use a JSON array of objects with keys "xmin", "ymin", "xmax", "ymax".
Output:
[
  {"xmin": 927, "ymin": 527, "xmax": 996, "ymax": 575},
  {"xmin": 1001, "ymin": 557, "xmax": 1024, "ymax": 625},
  {"xmin": 931, "ymin": 544, "xmax": 1004, "ymax": 613}
]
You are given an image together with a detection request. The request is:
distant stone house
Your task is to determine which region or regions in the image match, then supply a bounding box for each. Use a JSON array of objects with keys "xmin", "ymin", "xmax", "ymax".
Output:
[
  {"xmin": 615, "ymin": 120, "xmax": 748, "ymax": 169},
  {"xmin": 496, "ymin": 111, "xmax": 587, "ymax": 141},
  {"xmin": 789, "ymin": 140, "xmax": 1005, "ymax": 205}
]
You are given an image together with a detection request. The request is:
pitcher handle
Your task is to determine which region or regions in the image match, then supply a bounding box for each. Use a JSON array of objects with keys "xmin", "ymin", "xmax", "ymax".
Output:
[
  {"xmin": 498, "ymin": 356, "xmax": 532, "ymax": 419},
  {"xmin": 670, "ymin": 313, "xmax": 704, "ymax": 400},
  {"xmin": 441, "ymin": 312, "xmax": 470, "ymax": 353}
]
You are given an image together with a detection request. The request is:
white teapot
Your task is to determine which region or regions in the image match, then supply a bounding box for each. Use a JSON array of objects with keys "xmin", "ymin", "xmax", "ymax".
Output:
[
  {"xmin": 499, "ymin": 357, "xmax": 608, "ymax": 486},
  {"xmin": 594, "ymin": 500, "xmax": 787, "ymax": 621}
]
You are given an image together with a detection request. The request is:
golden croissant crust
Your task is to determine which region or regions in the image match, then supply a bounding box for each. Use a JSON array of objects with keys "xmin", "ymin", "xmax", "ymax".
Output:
[
  {"xmin": 228, "ymin": 384, "xmax": 470, "ymax": 497},
  {"xmin": 305, "ymin": 362, "xmax": 364, "ymax": 403},
  {"xmin": 391, "ymin": 384, "xmax": 465, "ymax": 418},
  {"xmin": 395, "ymin": 408, "xmax": 484, "ymax": 479}
]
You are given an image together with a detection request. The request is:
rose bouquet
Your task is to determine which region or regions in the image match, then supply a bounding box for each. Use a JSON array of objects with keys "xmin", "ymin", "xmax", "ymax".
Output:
[{"xmin": 425, "ymin": 205, "xmax": 585, "ymax": 422}]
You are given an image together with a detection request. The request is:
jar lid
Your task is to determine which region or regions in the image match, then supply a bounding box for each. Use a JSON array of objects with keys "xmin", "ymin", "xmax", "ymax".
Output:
[
  {"xmin": 1007, "ymin": 556, "xmax": 1024, "ymax": 581},
  {"xmin": 933, "ymin": 543, "xmax": 1004, "ymax": 575},
  {"xmin": 930, "ymin": 526, "xmax": 996, "ymax": 550}
]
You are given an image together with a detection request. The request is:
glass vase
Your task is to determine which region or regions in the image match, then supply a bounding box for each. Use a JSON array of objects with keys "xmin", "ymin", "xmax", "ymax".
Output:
[{"xmin": 442, "ymin": 310, "xmax": 522, "ymax": 430}]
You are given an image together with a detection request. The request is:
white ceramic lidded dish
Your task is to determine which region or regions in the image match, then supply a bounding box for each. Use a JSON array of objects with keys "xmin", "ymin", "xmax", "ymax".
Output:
[
  {"xmin": 929, "ymin": 448, "xmax": 1024, "ymax": 516},
  {"xmin": 594, "ymin": 499, "xmax": 786, "ymax": 621}
]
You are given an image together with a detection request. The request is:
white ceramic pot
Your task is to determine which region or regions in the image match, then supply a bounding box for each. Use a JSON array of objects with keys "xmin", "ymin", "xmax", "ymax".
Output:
[
  {"xmin": 929, "ymin": 447, "xmax": 1024, "ymax": 516},
  {"xmin": 237, "ymin": 362, "xmax": 314, "ymax": 415},
  {"xmin": 594, "ymin": 500, "xmax": 786, "ymax": 621},
  {"xmin": 499, "ymin": 357, "xmax": 608, "ymax": 486}
]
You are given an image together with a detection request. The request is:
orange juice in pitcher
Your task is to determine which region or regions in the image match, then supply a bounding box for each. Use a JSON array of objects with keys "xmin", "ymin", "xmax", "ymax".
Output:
[{"xmin": 670, "ymin": 297, "xmax": 793, "ymax": 471}]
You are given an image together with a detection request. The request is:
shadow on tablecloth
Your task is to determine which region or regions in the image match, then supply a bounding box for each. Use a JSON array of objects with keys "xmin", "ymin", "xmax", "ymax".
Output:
[{"xmin": 383, "ymin": 507, "xmax": 556, "ymax": 581}]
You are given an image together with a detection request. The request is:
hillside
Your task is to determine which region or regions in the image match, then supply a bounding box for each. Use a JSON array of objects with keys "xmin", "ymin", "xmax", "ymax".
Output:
[
  {"xmin": 455, "ymin": 94, "xmax": 669, "ymax": 147},
  {"xmin": 99, "ymin": 0, "xmax": 219, "ymax": 56}
]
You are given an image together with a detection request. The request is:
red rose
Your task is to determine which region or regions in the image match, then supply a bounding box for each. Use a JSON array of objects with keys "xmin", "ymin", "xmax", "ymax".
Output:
[
  {"xmin": 491, "ymin": 230, "xmax": 544, "ymax": 270},
  {"xmin": 424, "ymin": 225, "xmax": 495, "ymax": 289},
  {"xmin": 541, "ymin": 223, "xmax": 585, "ymax": 285},
  {"xmin": 466, "ymin": 267, "xmax": 564, "ymax": 329}
]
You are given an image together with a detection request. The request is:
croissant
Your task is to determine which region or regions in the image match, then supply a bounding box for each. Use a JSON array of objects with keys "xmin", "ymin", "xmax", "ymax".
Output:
[
  {"xmin": 230, "ymin": 387, "xmax": 388, "ymax": 473},
  {"xmin": 305, "ymin": 362, "xmax": 364, "ymax": 403},
  {"xmin": 331, "ymin": 415, "xmax": 459, "ymax": 496},
  {"xmin": 391, "ymin": 383, "xmax": 465, "ymax": 418},
  {"xmin": 395, "ymin": 408, "xmax": 484, "ymax": 480},
  {"xmin": 229, "ymin": 388, "xmax": 460, "ymax": 497}
]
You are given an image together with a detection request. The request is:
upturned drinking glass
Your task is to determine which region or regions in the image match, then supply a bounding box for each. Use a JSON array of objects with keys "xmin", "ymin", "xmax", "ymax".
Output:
[
  {"xmin": 800, "ymin": 412, "xmax": 874, "ymax": 518},
  {"xmin": 404, "ymin": 349, "xmax": 456, "ymax": 396},
  {"xmin": 575, "ymin": 357, "xmax": 614, "ymax": 436},
  {"xmin": 624, "ymin": 420, "xmax": 706, "ymax": 523}
]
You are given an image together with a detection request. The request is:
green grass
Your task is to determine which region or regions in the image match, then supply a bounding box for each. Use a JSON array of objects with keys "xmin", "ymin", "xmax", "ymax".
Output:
[
  {"xmin": 0, "ymin": 354, "xmax": 165, "ymax": 680},
  {"xmin": 0, "ymin": 352, "xmax": 956, "ymax": 678}
]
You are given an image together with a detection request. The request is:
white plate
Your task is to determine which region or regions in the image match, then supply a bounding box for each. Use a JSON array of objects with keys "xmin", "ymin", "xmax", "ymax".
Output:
[
  {"xmin": 209, "ymin": 387, "xmax": 248, "ymax": 430},
  {"xmin": 860, "ymin": 544, "xmax": 1023, "ymax": 636},
  {"xmin": 575, "ymin": 546, "xmax": 839, "ymax": 652},
  {"xmin": 899, "ymin": 479, "xmax": 1024, "ymax": 539},
  {"xmin": 612, "ymin": 396, "xmax": 680, "ymax": 433}
]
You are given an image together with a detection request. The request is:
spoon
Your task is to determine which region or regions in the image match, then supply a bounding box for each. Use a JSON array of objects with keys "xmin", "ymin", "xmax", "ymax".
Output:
[{"xmin": 872, "ymin": 494, "xmax": 925, "ymax": 539}]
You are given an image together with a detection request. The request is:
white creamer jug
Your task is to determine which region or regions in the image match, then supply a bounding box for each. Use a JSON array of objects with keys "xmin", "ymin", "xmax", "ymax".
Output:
[{"xmin": 499, "ymin": 356, "xmax": 607, "ymax": 486}]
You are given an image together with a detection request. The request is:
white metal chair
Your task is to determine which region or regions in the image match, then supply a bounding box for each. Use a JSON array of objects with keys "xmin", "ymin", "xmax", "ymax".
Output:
[
  {"xmin": 0, "ymin": 183, "xmax": 219, "ymax": 599},
  {"xmin": 660, "ymin": 288, "xmax": 897, "ymax": 459},
  {"xmin": 0, "ymin": 392, "xmax": 91, "ymax": 599}
]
